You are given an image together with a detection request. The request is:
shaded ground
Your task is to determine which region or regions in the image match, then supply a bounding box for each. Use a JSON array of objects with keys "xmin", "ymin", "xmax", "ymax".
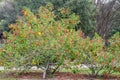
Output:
[{"xmin": 1, "ymin": 72, "xmax": 119, "ymax": 80}]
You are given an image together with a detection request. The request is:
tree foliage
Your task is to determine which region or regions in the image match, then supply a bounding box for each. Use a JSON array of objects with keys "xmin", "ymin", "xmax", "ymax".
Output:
[
  {"xmin": 0, "ymin": 3, "xmax": 120, "ymax": 77},
  {"xmin": 65, "ymin": 0, "xmax": 96, "ymax": 37},
  {"xmin": 0, "ymin": 3, "xmax": 79, "ymax": 78}
]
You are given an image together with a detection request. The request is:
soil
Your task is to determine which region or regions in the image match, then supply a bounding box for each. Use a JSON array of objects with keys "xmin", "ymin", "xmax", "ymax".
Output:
[{"xmin": 4, "ymin": 72, "xmax": 120, "ymax": 80}]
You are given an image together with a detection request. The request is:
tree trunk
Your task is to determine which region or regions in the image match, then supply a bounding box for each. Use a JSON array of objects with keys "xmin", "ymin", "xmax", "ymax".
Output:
[{"xmin": 43, "ymin": 60, "xmax": 50, "ymax": 79}]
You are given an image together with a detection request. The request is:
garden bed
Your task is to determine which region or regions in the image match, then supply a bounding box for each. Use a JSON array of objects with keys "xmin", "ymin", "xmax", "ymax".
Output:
[{"xmin": 1, "ymin": 72, "xmax": 120, "ymax": 80}]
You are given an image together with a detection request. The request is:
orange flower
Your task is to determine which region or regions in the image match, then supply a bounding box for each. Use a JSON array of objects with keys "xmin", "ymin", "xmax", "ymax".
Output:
[
  {"xmin": 20, "ymin": 33, "xmax": 23, "ymax": 37},
  {"xmin": 106, "ymin": 61, "xmax": 109, "ymax": 64},
  {"xmin": 21, "ymin": 10, "xmax": 27, "ymax": 16},
  {"xmin": 112, "ymin": 58, "xmax": 115, "ymax": 63},
  {"xmin": 33, "ymin": 32, "xmax": 36, "ymax": 35},
  {"xmin": 104, "ymin": 54, "xmax": 107, "ymax": 58}
]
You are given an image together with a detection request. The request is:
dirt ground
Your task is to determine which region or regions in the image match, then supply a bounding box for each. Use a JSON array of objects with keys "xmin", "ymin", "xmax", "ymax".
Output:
[{"xmin": 3, "ymin": 72, "xmax": 119, "ymax": 80}]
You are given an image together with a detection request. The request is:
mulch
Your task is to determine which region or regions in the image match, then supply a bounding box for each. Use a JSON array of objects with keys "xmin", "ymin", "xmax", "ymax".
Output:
[{"xmin": 4, "ymin": 72, "xmax": 120, "ymax": 80}]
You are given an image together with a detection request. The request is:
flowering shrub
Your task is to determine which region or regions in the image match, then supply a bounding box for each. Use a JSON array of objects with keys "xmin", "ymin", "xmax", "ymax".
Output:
[
  {"xmin": 0, "ymin": 3, "xmax": 79, "ymax": 78},
  {"xmin": 71, "ymin": 32, "xmax": 120, "ymax": 76},
  {"xmin": 106, "ymin": 32, "xmax": 120, "ymax": 73},
  {"xmin": 0, "ymin": 2, "xmax": 120, "ymax": 78}
]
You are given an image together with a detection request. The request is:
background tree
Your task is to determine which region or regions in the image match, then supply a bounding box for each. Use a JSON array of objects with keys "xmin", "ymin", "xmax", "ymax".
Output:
[
  {"xmin": 65, "ymin": 0, "xmax": 96, "ymax": 38},
  {"xmin": 0, "ymin": 0, "xmax": 16, "ymax": 31},
  {"xmin": 96, "ymin": 0, "xmax": 120, "ymax": 39}
]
